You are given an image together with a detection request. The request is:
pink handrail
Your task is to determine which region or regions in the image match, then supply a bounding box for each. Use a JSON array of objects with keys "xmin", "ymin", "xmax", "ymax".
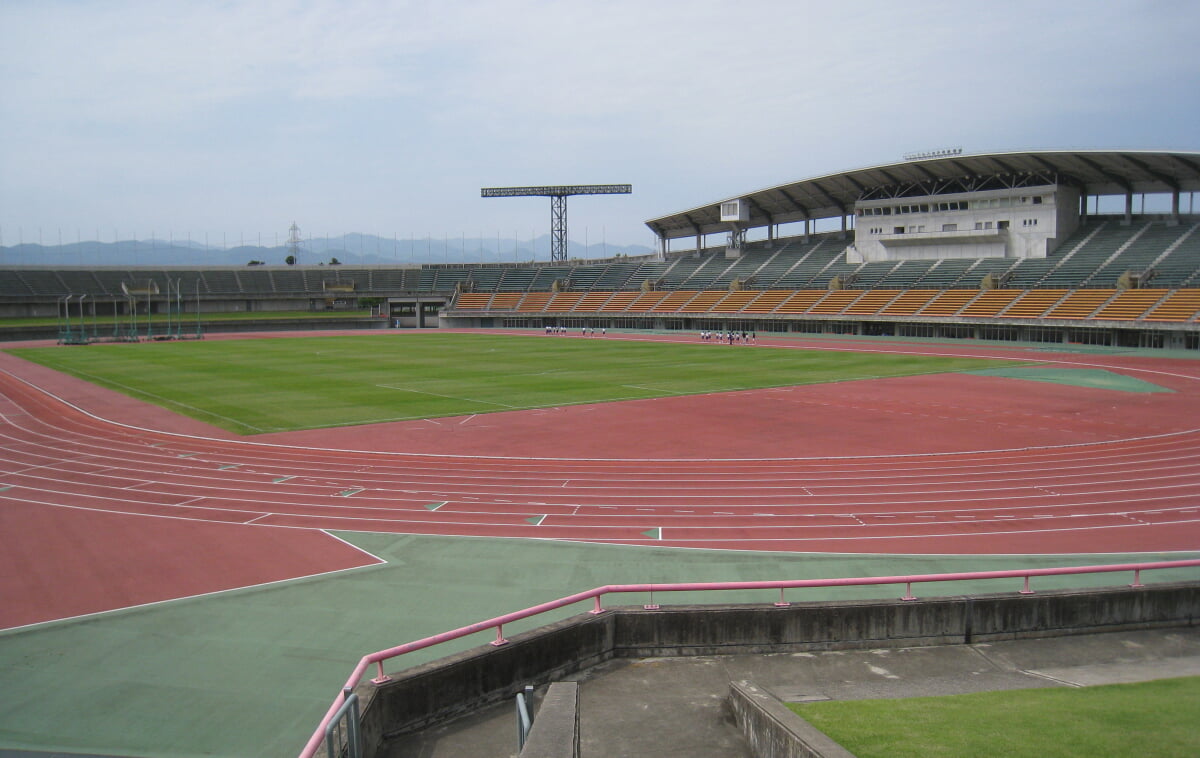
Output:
[{"xmin": 298, "ymin": 558, "xmax": 1200, "ymax": 758}]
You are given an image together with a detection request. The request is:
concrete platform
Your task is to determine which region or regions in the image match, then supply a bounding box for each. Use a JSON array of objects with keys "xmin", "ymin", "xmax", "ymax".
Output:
[{"xmin": 383, "ymin": 626, "xmax": 1200, "ymax": 758}]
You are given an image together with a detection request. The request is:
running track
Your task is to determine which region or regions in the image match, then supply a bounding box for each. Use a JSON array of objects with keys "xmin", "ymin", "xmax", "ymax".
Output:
[{"xmin": 2, "ymin": 331, "xmax": 1199, "ymax": 627}]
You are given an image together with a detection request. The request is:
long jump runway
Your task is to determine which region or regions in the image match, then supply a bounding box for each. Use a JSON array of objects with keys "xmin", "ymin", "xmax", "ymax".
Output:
[{"xmin": 2, "ymin": 332, "xmax": 1199, "ymax": 627}]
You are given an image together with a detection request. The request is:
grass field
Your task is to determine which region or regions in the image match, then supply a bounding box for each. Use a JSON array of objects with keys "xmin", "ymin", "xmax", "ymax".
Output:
[
  {"xmin": 6, "ymin": 332, "xmax": 1025, "ymax": 434},
  {"xmin": 789, "ymin": 676, "xmax": 1200, "ymax": 758}
]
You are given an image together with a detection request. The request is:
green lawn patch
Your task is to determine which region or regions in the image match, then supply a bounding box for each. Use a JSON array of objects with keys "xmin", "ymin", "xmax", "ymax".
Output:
[
  {"xmin": 6, "ymin": 332, "xmax": 1023, "ymax": 434},
  {"xmin": 789, "ymin": 676, "xmax": 1200, "ymax": 758}
]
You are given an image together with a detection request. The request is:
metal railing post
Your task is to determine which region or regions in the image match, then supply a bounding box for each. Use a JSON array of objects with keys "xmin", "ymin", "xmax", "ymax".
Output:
[
  {"xmin": 644, "ymin": 587, "xmax": 659, "ymax": 610},
  {"xmin": 775, "ymin": 588, "xmax": 790, "ymax": 607},
  {"xmin": 516, "ymin": 685, "xmax": 534, "ymax": 750},
  {"xmin": 323, "ymin": 690, "xmax": 361, "ymax": 758},
  {"xmin": 371, "ymin": 661, "xmax": 390, "ymax": 685},
  {"xmin": 492, "ymin": 625, "xmax": 509, "ymax": 646}
]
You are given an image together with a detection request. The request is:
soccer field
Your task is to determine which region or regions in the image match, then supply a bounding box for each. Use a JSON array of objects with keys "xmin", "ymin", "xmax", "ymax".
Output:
[{"xmin": 6, "ymin": 332, "xmax": 1023, "ymax": 434}]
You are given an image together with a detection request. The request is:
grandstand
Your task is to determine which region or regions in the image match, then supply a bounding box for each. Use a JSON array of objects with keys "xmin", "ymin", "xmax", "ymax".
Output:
[{"xmin": 2, "ymin": 150, "xmax": 1199, "ymax": 349}]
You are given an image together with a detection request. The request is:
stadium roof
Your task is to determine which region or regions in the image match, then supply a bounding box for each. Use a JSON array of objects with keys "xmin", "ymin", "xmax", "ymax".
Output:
[{"xmin": 644, "ymin": 149, "xmax": 1200, "ymax": 241}]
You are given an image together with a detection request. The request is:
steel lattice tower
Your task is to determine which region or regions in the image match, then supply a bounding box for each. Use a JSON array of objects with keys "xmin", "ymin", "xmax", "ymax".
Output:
[{"xmin": 286, "ymin": 222, "xmax": 302, "ymax": 264}]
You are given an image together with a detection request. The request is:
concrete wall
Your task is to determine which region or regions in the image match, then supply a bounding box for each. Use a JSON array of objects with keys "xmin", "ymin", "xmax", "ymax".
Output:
[
  {"xmin": 355, "ymin": 583, "xmax": 1199, "ymax": 758},
  {"xmin": 358, "ymin": 612, "xmax": 613, "ymax": 756},
  {"xmin": 519, "ymin": 682, "xmax": 579, "ymax": 758},
  {"xmin": 728, "ymin": 681, "xmax": 853, "ymax": 758}
]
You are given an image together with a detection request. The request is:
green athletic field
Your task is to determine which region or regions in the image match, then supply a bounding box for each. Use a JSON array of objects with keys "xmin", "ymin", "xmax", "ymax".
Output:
[
  {"xmin": 790, "ymin": 676, "xmax": 1200, "ymax": 758},
  {"xmin": 5, "ymin": 332, "xmax": 1025, "ymax": 434}
]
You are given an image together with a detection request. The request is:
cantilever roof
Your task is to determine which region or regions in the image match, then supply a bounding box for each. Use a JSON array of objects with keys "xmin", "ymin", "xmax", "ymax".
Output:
[{"xmin": 644, "ymin": 149, "xmax": 1200, "ymax": 241}]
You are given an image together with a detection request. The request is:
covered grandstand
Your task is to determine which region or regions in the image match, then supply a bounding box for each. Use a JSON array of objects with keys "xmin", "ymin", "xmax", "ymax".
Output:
[
  {"xmin": 443, "ymin": 149, "xmax": 1200, "ymax": 349},
  {"xmin": 2, "ymin": 149, "xmax": 1199, "ymax": 348}
]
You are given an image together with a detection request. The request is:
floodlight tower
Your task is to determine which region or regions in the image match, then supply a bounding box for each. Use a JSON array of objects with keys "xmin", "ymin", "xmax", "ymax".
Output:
[{"xmin": 481, "ymin": 184, "xmax": 631, "ymax": 262}]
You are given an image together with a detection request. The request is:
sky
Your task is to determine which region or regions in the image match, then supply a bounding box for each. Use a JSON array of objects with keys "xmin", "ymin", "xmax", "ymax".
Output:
[{"xmin": 2, "ymin": 0, "xmax": 1199, "ymax": 257}]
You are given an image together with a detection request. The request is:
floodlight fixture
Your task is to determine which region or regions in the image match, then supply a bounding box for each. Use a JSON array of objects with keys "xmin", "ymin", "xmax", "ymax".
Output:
[
  {"xmin": 903, "ymin": 147, "xmax": 964, "ymax": 161},
  {"xmin": 481, "ymin": 184, "xmax": 632, "ymax": 262}
]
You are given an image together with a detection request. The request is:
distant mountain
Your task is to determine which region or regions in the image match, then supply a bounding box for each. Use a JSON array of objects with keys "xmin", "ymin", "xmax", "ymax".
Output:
[{"xmin": 0, "ymin": 234, "xmax": 654, "ymax": 267}]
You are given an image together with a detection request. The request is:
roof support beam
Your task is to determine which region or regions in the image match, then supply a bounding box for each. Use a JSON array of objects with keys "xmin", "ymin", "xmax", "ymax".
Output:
[
  {"xmin": 945, "ymin": 159, "xmax": 975, "ymax": 178},
  {"xmin": 1072, "ymin": 155, "xmax": 1132, "ymax": 193},
  {"xmin": 1164, "ymin": 154, "xmax": 1200, "ymax": 175},
  {"xmin": 776, "ymin": 188, "xmax": 811, "ymax": 217},
  {"xmin": 1117, "ymin": 154, "xmax": 1180, "ymax": 192},
  {"xmin": 908, "ymin": 162, "xmax": 941, "ymax": 183},
  {"xmin": 986, "ymin": 156, "xmax": 1020, "ymax": 175},
  {"xmin": 841, "ymin": 174, "xmax": 869, "ymax": 196},
  {"xmin": 873, "ymin": 169, "xmax": 904, "ymax": 188},
  {"xmin": 808, "ymin": 181, "xmax": 846, "ymax": 215}
]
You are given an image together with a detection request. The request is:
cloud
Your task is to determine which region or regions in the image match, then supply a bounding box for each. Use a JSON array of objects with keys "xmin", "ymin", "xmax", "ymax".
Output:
[
  {"xmin": 1, "ymin": 1, "xmax": 432, "ymax": 121},
  {"xmin": 2, "ymin": 0, "xmax": 1198, "ymax": 246}
]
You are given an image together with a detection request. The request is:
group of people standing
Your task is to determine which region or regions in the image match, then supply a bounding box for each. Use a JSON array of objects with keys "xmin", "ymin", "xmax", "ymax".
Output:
[
  {"xmin": 700, "ymin": 330, "xmax": 756, "ymax": 344},
  {"xmin": 544, "ymin": 325, "xmax": 606, "ymax": 336}
]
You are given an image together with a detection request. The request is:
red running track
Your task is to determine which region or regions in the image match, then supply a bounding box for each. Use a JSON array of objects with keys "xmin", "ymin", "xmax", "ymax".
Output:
[
  {"xmin": 2, "ymin": 332, "xmax": 1200, "ymax": 625},
  {"xmin": 3, "ymin": 331, "xmax": 1199, "ymax": 553}
]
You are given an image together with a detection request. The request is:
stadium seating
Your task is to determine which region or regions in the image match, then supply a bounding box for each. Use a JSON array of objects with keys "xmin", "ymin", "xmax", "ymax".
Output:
[
  {"xmin": 740, "ymin": 290, "xmax": 793, "ymax": 314},
  {"xmin": 876, "ymin": 260, "xmax": 938, "ymax": 288},
  {"xmin": 878, "ymin": 289, "xmax": 939, "ymax": 316},
  {"xmin": 4, "ymin": 220, "xmax": 1198, "ymax": 348},
  {"xmin": 1002, "ymin": 289, "xmax": 1070, "ymax": 319},
  {"xmin": 544, "ymin": 292, "xmax": 584, "ymax": 312},
  {"xmin": 599, "ymin": 292, "xmax": 639, "ymax": 312},
  {"xmin": 626, "ymin": 292, "xmax": 670, "ymax": 312},
  {"xmin": 574, "ymin": 291, "xmax": 614, "ymax": 311},
  {"xmin": 651, "ymin": 291, "xmax": 698, "ymax": 312},
  {"xmin": 1091, "ymin": 289, "xmax": 1170, "ymax": 320},
  {"xmin": 453, "ymin": 293, "xmax": 491, "ymax": 310},
  {"xmin": 1044, "ymin": 289, "xmax": 1117, "ymax": 319},
  {"xmin": 497, "ymin": 268, "xmax": 535, "ymax": 291},
  {"xmin": 774, "ymin": 290, "xmax": 829, "ymax": 314},
  {"xmin": 676, "ymin": 291, "xmax": 723, "ymax": 313},
  {"xmin": 488, "ymin": 293, "xmax": 522, "ymax": 310},
  {"xmin": 709, "ymin": 291, "xmax": 760, "ymax": 314},
  {"xmin": 918, "ymin": 290, "xmax": 980, "ymax": 316},
  {"xmin": 528, "ymin": 265, "xmax": 569, "ymax": 290},
  {"xmin": 520, "ymin": 292, "xmax": 553, "ymax": 312},
  {"xmin": 1143, "ymin": 289, "xmax": 1200, "ymax": 321},
  {"xmin": 960, "ymin": 289, "xmax": 1023, "ymax": 317},
  {"xmin": 917, "ymin": 258, "xmax": 983, "ymax": 288},
  {"xmin": 843, "ymin": 289, "xmax": 901, "ymax": 315}
]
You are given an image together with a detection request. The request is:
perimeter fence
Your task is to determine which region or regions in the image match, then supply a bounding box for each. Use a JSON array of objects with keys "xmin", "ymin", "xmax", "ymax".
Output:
[{"xmin": 299, "ymin": 558, "xmax": 1200, "ymax": 758}]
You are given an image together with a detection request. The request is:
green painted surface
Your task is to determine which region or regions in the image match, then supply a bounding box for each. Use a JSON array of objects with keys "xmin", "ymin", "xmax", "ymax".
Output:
[
  {"xmin": 963, "ymin": 366, "xmax": 1174, "ymax": 393},
  {"xmin": 1, "ymin": 532, "xmax": 1197, "ymax": 758}
]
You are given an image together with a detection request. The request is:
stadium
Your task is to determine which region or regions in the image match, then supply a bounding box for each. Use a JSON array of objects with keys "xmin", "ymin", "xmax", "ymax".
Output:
[{"xmin": 1, "ymin": 149, "xmax": 1200, "ymax": 758}]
